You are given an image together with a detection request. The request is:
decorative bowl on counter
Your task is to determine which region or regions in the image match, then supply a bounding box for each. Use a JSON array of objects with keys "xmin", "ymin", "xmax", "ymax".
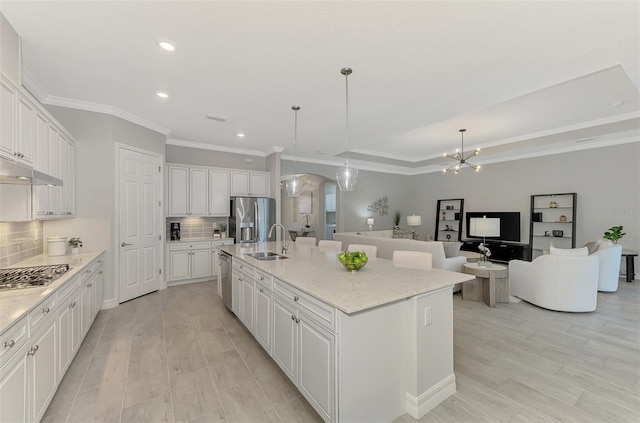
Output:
[{"xmin": 338, "ymin": 251, "xmax": 368, "ymax": 272}]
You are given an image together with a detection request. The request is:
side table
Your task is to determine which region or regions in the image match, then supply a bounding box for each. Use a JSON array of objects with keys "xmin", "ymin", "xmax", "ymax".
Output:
[
  {"xmin": 459, "ymin": 250, "xmax": 483, "ymax": 263},
  {"xmin": 621, "ymin": 249, "xmax": 638, "ymax": 282},
  {"xmin": 462, "ymin": 262, "xmax": 509, "ymax": 308}
]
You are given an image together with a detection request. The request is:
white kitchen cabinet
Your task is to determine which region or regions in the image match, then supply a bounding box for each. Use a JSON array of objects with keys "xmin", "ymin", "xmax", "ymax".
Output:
[
  {"xmin": 168, "ymin": 242, "xmax": 212, "ymax": 283},
  {"xmin": 66, "ymin": 140, "xmax": 76, "ymax": 216},
  {"xmin": 209, "ymin": 169, "xmax": 230, "ymax": 216},
  {"xmin": 0, "ymin": 343, "xmax": 28, "ymax": 423},
  {"xmin": 94, "ymin": 259, "xmax": 104, "ymax": 317},
  {"xmin": 254, "ymin": 271, "xmax": 273, "ymax": 354},
  {"xmin": 34, "ymin": 111, "xmax": 49, "ymax": 173},
  {"xmin": 0, "ymin": 75, "xmax": 17, "ymax": 162},
  {"xmin": 230, "ymin": 170, "xmax": 270, "ymax": 197},
  {"xmin": 231, "ymin": 259, "xmax": 256, "ymax": 330},
  {"xmin": 272, "ymin": 293, "xmax": 298, "ymax": 383},
  {"xmin": 167, "ymin": 166, "xmax": 209, "ymax": 216},
  {"xmin": 28, "ymin": 319, "xmax": 58, "ymax": 423},
  {"xmin": 16, "ymin": 92, "xmax": 35, "ymax": 167},
  {"xmin": 57, "ymin": 284, "xmax": 81, "ymax": 378},
  {"xmin": 232, "ymin": 268, "xmax": 240, "ymax": 315}
]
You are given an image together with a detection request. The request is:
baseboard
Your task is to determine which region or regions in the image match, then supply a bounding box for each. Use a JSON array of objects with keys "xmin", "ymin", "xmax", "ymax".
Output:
[
  {"xmin": 101, "ymin": 298, "xmax": 118, "ymax": 309},
  {"xmin": 405, "ymin": 373, "xmax": 456, "ymax": 419}
]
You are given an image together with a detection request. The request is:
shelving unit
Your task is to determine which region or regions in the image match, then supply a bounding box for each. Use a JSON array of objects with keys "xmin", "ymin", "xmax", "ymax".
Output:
[
  {"xmin": 435, "ymin": 198, "xmax": 464, "ymax": 242},
  {"xmin": 529, "ymin": 193, "xmax": 577, "ymax": 260}
]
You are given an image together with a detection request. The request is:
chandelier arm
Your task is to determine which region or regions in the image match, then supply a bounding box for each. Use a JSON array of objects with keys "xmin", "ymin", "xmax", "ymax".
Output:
[
  {"xmin": 444, "ymin": 163, "xmax": 459, "ymax": 172},
  {"xmin": 463, "ymin": 151, "xmax": 477, "ymax": 161}
]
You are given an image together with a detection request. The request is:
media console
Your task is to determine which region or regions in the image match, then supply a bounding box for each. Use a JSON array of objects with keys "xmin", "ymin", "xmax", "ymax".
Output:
[{"xmin": 461, "ymin": 240, "xmax": 530, "ymax": 263}]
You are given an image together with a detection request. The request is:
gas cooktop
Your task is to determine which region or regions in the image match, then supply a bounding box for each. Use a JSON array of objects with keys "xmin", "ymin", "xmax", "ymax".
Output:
[{"xmin": 0, "ymin": 264, "xmax": 70, "ymax": 290}]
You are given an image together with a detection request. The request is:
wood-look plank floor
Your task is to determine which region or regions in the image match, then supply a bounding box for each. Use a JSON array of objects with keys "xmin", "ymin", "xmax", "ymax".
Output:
[{"xmin": 43, "ymin": 279, "xmax": 639, "ymax": 423}]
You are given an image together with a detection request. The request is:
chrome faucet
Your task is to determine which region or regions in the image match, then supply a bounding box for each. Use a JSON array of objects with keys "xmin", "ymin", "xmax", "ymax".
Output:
[{"xmin": 268, "ymin": 224, "xmax": 290, "ymax": 254}]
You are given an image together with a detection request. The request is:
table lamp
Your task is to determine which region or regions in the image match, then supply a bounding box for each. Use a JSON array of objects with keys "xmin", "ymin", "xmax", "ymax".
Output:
[
  {"xmin": 407, "ymin": 215, "xmax": 422, "ymax": 240},
  {"xmin": 469, "ymin": 216, "xmax": 500, "ymax": 267},
  {"xmin": 367, "ymin": 218, "xmax": 374, "ymax": 231}
]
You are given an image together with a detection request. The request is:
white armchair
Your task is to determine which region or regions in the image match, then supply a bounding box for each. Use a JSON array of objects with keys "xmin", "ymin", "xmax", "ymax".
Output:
[
  {"xmin": 509, "ymin": 254, "xmax": 600, "ymax": 312},
  {"xmin": 592, "ymin": 244, "xmax": 622, "ymax": 292}
]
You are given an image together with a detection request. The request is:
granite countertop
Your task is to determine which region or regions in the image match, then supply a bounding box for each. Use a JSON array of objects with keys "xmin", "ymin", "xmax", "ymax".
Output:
[
  {"xmin": 0, "ymin": 251, "xmax": 104, "ymax": 335},
  {"xmin": 219, "ymin": 242, "xmax": 474, "ymax": 314}
]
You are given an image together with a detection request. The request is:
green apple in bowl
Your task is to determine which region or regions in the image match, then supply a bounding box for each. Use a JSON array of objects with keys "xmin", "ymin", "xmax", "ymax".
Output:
[{"xmin": 338, "ymin": 251, "xmax": 368, "ymax": 272}]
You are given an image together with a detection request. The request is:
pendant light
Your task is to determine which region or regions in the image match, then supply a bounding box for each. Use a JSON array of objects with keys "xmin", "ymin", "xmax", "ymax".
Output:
[
  {"xmin": 336, "ymin": 67, "xmax": 358, "ymax": 191},
  {"xmin": 443, "ymin": 129, "xmax": 480, "ymax": 174},
  {"xmin": 286, "ymin": 106, "xmax": 302, "ymax": 197}
]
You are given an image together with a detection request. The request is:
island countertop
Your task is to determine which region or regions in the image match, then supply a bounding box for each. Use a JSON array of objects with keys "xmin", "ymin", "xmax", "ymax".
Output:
[{"xmin": 219, "ymin": 241, "xmax": 474, "ymax": 314}]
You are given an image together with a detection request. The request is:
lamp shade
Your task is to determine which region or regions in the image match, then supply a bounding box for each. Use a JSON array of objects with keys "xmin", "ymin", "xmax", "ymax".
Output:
[
  {"xmin": 367, "ymin": 218, "xmax": 374, "ymax": 225},
  {"xmin": 407, "ymin": 215, "xmax": 422, "ymax": 226},
  {"xmin": 469, "ymin": 217, "xmax": 500, "ymax": 237}
]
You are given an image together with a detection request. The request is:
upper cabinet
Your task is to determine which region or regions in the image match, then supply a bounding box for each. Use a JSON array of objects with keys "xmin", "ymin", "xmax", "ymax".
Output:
[
  {"xmin": 168, "ymin": 166, "xmax": 209, "ymax": 217},
  {"xmin": 209, "ymin": 169, "xmax": 230, "ymax": 216},
  {"xmin": 230, "ymin": 170, "xmax": 270, "ymax": 197},
  {"xmin": 0, "ymin": 76, "xmax": 35, "ymax": 167}
]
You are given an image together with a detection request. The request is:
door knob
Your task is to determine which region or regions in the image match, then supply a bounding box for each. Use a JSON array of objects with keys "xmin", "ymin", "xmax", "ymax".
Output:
[{"xmin": 121, "ymin": 242, "xmax": 132, "ymax": 247}]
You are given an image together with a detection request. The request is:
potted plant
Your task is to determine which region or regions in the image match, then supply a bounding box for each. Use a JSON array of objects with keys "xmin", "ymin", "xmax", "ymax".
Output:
[
  {"xmin": 603, "ymin": 226, "xmax": 625, "ymax": 244},
  {"xmin": 220, "ymin": 224, "xmax": 227, "ymax": 239},
  {"xmin": 68, "ymin": 237, "xmax": 83, "ymax": 254},
  {"xmin": 394, "ymin": 210, "xmax": 402, "ymax": 229}
]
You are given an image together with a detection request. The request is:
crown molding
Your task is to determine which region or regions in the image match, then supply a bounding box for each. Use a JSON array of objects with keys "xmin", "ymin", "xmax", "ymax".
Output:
[
  {"xmin": 166, "ymin": 138, "xmax": 270, "ymax": 157},
  {"xmin": 43, "ymin": 96, "xmax": 171, "ymax": 135}
]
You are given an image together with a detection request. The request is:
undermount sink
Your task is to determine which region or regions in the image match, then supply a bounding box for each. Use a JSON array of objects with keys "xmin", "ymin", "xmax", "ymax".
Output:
[{"xmin": 245, "ymin": 251, "xmax": 289, "ymax": 261}]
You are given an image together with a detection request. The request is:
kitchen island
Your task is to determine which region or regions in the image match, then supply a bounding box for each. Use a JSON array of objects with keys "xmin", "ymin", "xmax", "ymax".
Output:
[{"xmin": 219, "ymin": 241, "xmax": 474, "ymax": 423}]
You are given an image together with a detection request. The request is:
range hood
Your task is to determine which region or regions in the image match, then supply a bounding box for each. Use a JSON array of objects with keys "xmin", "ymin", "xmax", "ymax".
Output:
[{"xmin": 0, "ymin": 157, "xmax": 63, "ymax": 186}]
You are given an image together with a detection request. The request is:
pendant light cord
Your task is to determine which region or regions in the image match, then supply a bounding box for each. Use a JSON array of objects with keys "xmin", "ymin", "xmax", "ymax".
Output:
[
  {"xmin": 292, "ymin": 105, "xmax": 300, "ymax": 176},
  {"xmin": 342, "ymin": 67, "xmax": 353, "ymax": 165}
]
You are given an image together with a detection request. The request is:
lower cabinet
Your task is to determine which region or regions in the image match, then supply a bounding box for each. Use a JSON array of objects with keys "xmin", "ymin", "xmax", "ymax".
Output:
[
  {"xmin": 28, "ymin": 320, "xmax": 57, "ymax": 423},
  {"xmin": 254, "ymin": 278, "xmax": 272, "ymax": 354},
  {"xmin": 272, "ymin": 291, "xmax": 335, "ymax": 422},
  {"xmin": 168, "ymin": 242, "xmax": 213, "ymax": 283},
  {"xmin": 0, "ymin": 343, "xmax": 28, "ymax": 423}
]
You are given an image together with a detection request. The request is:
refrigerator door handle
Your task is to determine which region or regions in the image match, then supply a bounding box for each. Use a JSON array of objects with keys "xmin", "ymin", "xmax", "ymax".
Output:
[{"xmin": 254, "ymin": 201, "xmax": 259, "ymax": 242}]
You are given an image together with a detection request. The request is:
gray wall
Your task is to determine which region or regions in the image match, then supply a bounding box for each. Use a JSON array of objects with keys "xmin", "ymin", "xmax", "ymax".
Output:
[
  {"xmin": 166, "ymin": 145, "xmax": 267, "ymax": 170},
  {"xmin": 409, "ymin": 143, "xmax": 640, "ymax": 253},
  {"xmin": 41, "ymin": 106, "xmax": 166, "ymax": 305}
]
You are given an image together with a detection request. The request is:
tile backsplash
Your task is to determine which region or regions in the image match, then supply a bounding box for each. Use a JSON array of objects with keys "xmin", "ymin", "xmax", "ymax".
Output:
[
  {"xmin": 166, "ymin": 217, "xmax": 229, "ymax": 240},
  {"xmin": 0, "ymin": 221, "xmax": 44, "ymax": 268}
]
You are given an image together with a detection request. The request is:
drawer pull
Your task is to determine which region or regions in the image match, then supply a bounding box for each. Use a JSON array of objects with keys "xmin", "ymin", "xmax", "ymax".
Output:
[
  {"xmin": 293, "ymin": 295, "xmax": 299, "ymax": 302},
  {"xmin": 295, "ymin": 317, "xmax": 300, "ymax": 324},
  {"xmin": 87, "ymin": 283, "xmax": 93, "ymax": 288},
  {"xmin": 260, "ymin": 276, "xmax": 264, "ymax": 281},
  {"xmin": 43, "ymin": 307, "xmax": 50, "ymax": 314},
  {"xmin": 259, "ymin": 288, "xmax": 264, "ymax": 293},
  {"xmin": 4, "ymin": 340, "xmax": 15, "ymax": 348},
  {"xmin": 291, "ymin": 315, "xmax": 295, "ymax": 320}
]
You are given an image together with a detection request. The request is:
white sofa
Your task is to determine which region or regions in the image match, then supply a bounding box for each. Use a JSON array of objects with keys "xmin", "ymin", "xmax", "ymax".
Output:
[
  {"xmin": 592, "ymin": 239, "xmax": 622, "ymax": 292},
  {"xmin": 333, "ymin": 231, "xmax": 466, "ymax": 272},
  {"xmin": 509, "ymin": 247, "xmax": 599, "ymax": 312}
]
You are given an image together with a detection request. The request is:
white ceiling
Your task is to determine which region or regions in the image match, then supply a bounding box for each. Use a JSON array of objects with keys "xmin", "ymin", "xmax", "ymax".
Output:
[{"xmin": 1, "ymin": 1, "xmax": 639, "ymax": 174}]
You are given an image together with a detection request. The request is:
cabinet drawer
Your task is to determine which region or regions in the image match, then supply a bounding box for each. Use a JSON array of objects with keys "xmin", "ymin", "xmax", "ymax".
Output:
[
  {"xmin": 274, "ymin": 279, "xmax": 335, "ymax": 332},
  {"xmin": 170, "ymin": 241, "xmax": 212, "ymax": 251},
  {"xmin": 233, "ymin": 259, "xmax": 255, "ymax": 278},
  {"xmin": 0, "ymin": 317, "xmax": 28, "ymax": 369},
  {"xmin": 28, "ymin": 295, "xmax": 56, "ymax": 334},
  {"xmin": 256, "ymin": 270, "xmax": 273, "ymax": 289}
]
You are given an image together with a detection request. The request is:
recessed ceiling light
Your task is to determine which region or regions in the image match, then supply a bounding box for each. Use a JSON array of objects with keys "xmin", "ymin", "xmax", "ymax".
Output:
[
  {"xmin": 612, "ymin": 100, "xmax": 625, "ymax": 107},
  {"xmin": 157, "ymin": 40, "xmax": 176, "ymax": 52},
  {"xmin": 156, "ymin": 91, "xmax": 169, "ymax": 99},
  {"xmin": 237, "ymin": 133, "xmax": 245, "ymax": 138}
]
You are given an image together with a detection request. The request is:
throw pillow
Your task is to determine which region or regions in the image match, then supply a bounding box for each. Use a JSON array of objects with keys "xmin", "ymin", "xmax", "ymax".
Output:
[
  {"xmin": 583, "ymin": 241, "xmax": 599, "ymax": 255},
  {"xmin": 392, "ymin": 229, "xmax": 412, "ymax": 239},
  {"xmin": 442, "ymin": 242, "xmax": 462, "ymax": 258},
  {"xmin": 549, "ymin": 243, "xmax": 588, "ymax": 256}
]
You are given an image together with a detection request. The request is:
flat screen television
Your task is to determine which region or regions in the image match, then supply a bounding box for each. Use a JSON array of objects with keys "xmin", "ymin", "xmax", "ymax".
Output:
[{"xmin": 465, "ymin": 212, "xmax": 521, "ymax": 242}]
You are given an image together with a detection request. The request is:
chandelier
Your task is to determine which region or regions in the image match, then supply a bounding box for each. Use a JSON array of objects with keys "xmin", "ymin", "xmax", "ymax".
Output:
[
  {"xmin": 336, "ymin": 67, "xmax": 358, "ymax": 191},
  {"xmin": 443, "ymin": 129, "xmax": 480, "ymax": 174},
  {"xmin": 286, "ymin": 106, "xmax": 302, "ymax": 197}
]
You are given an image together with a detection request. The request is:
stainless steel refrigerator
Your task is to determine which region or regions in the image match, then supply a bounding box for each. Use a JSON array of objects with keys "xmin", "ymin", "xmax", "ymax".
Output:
[{"xmin": 229, "ymin": 197, "xmax": 276, "ymax": 243}]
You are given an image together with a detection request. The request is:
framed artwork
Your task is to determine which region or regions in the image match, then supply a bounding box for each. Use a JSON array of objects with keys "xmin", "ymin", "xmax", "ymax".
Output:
[{"xmin": 298, "ymin": 193, "xmax": 312, "ymax": 214}]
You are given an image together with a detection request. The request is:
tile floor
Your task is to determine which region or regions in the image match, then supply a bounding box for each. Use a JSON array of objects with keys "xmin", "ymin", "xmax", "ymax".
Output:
[{"xmin": 42, "ymin": 279, "xmax": 639, "ymax": 422}]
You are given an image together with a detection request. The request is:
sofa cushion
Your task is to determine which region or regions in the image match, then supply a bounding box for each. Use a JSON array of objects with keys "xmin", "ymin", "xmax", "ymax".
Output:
[
  {"xmin": 392, "ymin": 229, "xmax": 412, "ymax": 239},
  {"xmin": 550, "ymin": 243, "xmax": 588, "ymax": 256}
]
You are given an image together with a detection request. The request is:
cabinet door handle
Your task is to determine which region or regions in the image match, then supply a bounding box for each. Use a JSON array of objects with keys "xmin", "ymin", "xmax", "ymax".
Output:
[
  {"xmin": 259, "ymin": 288, "xmax": 264, "ymax": 293},
  {"xmin": 4, "ymin": 340, "xmax": 15, "ymax": 348},
  {"xmin": 293, "ymin": 295, "xmax": 299, "ymax": 302},
  {"xmin": 121, "ymin": 242, "xmax": 132, "ymax": 247},
  {"xmin": 99, "ymin": 271, "xmax": 103, "ymax": 275},
  {"xmin": 27, "ymin": 345, "xmax": 39, "ymax": 356},
  {"xmin": 295, "ymin": 317, "xmax": 300, "ymax": 324},
  {"xmin": 87, "ymin": 283, "xmax": 93, "ymax": 288},
  {"xmin": 291, "ymin": 315, "xmax": 296, "ymax": 320},
  {"xmin": 259, "ymin": 276, "xmax": 264, "ymax": 281},
  {"xmin": 42, "ymin": 307, "xmax": 50, "ymax": 314}
]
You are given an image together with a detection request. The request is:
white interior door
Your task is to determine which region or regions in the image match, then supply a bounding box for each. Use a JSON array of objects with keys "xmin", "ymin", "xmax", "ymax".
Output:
[{"xmin": 118, "ymin": 146, "xmax": 162, "ymax": 303}]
